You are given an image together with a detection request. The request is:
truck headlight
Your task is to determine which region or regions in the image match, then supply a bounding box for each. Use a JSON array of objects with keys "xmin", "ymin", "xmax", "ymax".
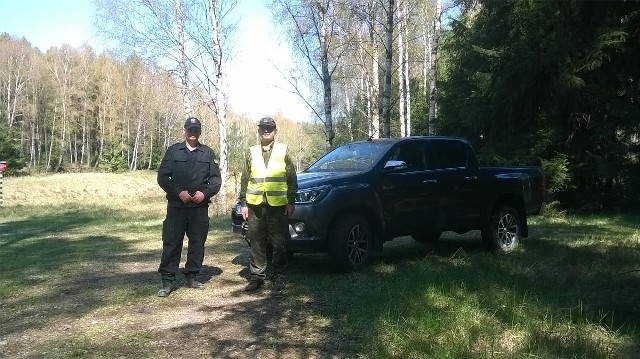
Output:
[{"xmin": 295, "ymin": 185, "xmax": 330, "ymax": 204}]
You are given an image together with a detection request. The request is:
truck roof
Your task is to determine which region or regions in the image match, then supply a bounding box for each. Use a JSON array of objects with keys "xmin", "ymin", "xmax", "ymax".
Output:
[{"xmin": 353, "ymin": 135, "xmax": 471, "ymax": 145}]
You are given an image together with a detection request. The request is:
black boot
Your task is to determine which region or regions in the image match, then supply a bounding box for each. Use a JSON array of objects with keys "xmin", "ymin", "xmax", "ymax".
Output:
[
  {"xmin": 244, "ymin": 278, "xmax": 264, "ymax": 292},
  {"xmin": 186, "ymin": 277, "xmax": 205, "ymax": 289},
  {"xmin": 157, "ymin": 281, "xmax": 174, "ymax": 297}
]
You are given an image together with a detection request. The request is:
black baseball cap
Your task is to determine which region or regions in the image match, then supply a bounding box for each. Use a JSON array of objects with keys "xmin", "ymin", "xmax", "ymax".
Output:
[
  {"xmin": 184, "ymin": 117, "xmax": 202, "ymax": 130},
  {"xmin": 258, "ymin": 117, "xmax": 276, "ymax": 128}
]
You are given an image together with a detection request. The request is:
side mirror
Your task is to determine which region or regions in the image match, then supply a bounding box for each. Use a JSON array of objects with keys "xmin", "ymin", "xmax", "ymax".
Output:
[{"xmin": 383, "ymin": 160, "xmax": 407, "ymax": 171}]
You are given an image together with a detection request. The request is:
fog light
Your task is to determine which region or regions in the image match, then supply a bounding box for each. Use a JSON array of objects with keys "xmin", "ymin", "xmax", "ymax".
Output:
[{"xmin": 293, "ymin": 222, "xmax": 306, "ymax": 234}]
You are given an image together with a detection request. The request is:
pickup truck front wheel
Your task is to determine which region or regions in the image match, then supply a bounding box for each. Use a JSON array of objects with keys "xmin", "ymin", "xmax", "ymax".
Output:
[
  {"xmin": 329, "ymin": 213, "xmax": 371, "ymax": 271},
  {"xmin": 481, "ymin": 205, "xmax": 521, "ymax": 252}
]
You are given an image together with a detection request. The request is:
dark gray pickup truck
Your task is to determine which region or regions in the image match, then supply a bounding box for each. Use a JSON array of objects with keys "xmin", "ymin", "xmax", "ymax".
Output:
[{"xmin": 233, "ymin": 136, "xmax": 544, "ymax": 271}]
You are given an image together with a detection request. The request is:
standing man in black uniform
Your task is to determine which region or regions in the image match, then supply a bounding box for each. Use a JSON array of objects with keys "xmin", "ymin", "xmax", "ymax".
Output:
[
  {"xmin": 239, "ymin": 117, "xmax": 297, "ymax": 292},
  {"xmin": 157, "ymin": 116, "xmax": 222, "ymax": 297}
]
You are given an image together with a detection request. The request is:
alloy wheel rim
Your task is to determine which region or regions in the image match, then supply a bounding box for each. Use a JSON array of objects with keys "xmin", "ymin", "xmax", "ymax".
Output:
[
  {"xmin": 347, "ymin": 223, "xmax": 368, "ymax": 265},
  {"xmin": 497, "ymin": 213, "xmax": 518, "ymax": 248}
]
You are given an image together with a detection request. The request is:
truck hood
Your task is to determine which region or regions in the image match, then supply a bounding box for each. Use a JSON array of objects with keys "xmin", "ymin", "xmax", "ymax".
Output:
[{"xmin": 297, "ymin": 171, "xmax": 363, "ymax": 189}]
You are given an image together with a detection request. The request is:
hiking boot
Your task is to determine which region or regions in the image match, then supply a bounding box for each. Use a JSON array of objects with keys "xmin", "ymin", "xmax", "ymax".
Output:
[
  {"xmin": 187, "ymin": 278, "xmax": 205, "ymax": 289},
  {"xmin": 244, "ymin": 279, "xmax": 264, "ymax": 292},
  {"xmin": 271, "ymin": 275, "xmax": 286, "ymax": 291},
  {"xmin": 157, "ymin": 281, "xmax": 174, "ymax": 297}
]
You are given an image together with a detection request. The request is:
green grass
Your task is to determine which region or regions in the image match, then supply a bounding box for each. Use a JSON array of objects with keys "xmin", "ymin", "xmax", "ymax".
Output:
[
  {"xmin": 284, "ymin": 214, "xmax": 640, "ymax": 358},
  {"xmin": 1, "ymin": 172, "xmax": 639, "ymax": 358}
]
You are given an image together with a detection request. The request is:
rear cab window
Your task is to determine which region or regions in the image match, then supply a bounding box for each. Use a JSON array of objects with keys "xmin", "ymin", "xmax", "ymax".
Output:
[{"xmin": 428, "ymin": 139, "xmax": 468, "ymax": 170}]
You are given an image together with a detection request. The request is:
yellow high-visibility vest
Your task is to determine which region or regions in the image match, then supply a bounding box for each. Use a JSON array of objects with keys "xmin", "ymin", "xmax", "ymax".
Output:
[{"xmin": 246, "ymin": 142, "xmax": 288, "ymax": 206}]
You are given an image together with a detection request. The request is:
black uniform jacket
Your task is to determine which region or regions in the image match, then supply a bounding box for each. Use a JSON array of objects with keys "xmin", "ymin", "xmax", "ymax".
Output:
[{"xmin": 157, "ymin": 142, "xmax": 222, "ymax": 208}]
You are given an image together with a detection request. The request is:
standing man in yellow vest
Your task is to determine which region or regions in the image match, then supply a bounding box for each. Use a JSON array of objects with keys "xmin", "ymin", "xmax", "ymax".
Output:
[{"xmin": 239, "ymin": 117, "xmax": 297, "ymax": 292}]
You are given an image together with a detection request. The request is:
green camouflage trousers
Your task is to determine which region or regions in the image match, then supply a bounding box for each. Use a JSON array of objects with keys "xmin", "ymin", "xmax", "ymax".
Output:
[{"xmin": 246, "ymin": 203, "xmax": 288, "ymax": 280}]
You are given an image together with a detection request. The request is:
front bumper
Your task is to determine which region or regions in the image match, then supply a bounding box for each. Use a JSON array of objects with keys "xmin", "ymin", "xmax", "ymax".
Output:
[{"xmin": 230, "ymin": 203, "xmax": 328, "ymax": 254}]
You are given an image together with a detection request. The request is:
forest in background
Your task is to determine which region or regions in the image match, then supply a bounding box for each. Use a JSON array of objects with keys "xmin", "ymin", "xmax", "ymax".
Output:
[
  {"xmin": 0, "ymin": 36, "xmax": 325, "ymax": 190},
  {"xmin": 1, "ymin": 0, "xmax": 639, "ymax": 211}
]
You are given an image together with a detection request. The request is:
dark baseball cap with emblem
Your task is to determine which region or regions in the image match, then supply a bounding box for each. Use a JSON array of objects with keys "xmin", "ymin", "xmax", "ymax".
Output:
[
  {"xmin": 258, "ymin": 117, "xmax": 276, "ymax": 128},
  {"xmin": 184, "ymin": 117, "xmax": 202, "ymax": 130}
]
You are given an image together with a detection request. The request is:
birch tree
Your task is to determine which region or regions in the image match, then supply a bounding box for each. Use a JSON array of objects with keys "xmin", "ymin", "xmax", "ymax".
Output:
[
  {"xmin": 427, "ymin": 0, "xmax": 442, "ymax": 135},
  {"xmin": 0, "ymin": 36, "xmax": 32, "ymax": 129},
  {"xmin": 96, "ymin": 0, "xmax": 236, "ymax": 212},
  {"xmin": 396, "ymin": 0, "xmax": 407, "ymax": 137},
  {"xmin": 45, "ymin": 46, "xmax": 78, "ymax": 171},
  {"xmin": 347, "ymin": 0, "xmax": 380, "ymax": 139},
  {"xmin": 175, "ymin": 0, "xmax": 194, "ymax": 119},
  {"xmin": 273, "ymin": 0, "xmax": 355, "ymax": 150},
  {"xmin": 380, "ymin": 0, "xmax": 394, "ymax": 138},
  {"xmin": 206, "ymin": 0, "xmax": 231, "ymax": 213}
]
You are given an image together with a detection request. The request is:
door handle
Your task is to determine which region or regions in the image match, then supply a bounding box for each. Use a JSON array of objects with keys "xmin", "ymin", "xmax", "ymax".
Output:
[
  {"xmin": 465, "ymin": 176, "xmax": 477, "ymax": 180},
  {"xmin": 423, "ymin": 179, "xmax": 437, "ymax": 184}
]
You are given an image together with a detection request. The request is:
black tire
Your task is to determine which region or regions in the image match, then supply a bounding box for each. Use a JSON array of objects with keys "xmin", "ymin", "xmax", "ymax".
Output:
[
  {"xmin": 328, "ymin": 213, "xmax": 372, "ymax": 271},
  {"xmin": 411, "ymin": 231, "xmax": 442, "ymax": 243},
  {"xmin": 481, "ymin": 205, "xmax": 521, "ymax": 252}
]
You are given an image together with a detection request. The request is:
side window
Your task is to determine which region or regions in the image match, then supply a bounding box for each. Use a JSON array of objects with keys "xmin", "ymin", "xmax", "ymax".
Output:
[
  {"xmin": 388, "ymin": 143, "xmax": 427, "ymax": 171},
  {"xmin": 432, "ymin": 140, "xmax": 467, "ymax": 169}
]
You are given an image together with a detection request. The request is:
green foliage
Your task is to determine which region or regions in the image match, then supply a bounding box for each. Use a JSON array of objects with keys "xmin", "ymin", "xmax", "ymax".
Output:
[
  {"xmin": 0, "ymin": 122, "xmax": 26, "ymax": 174},
  {"xmin": 226, "ymin": 120, "xmax": 251, "ymax": 174},
  {"xmin": 98, "ymin": 142, "xmax": 128, "ymax": 173},
  {"xmin": 439, "ymin": 0, "xmax": 640, "ymax": 209},
  {"xmin": 334, "ymin": 95, "xmax": 373, "ymax": 146},
  {"xmin": 300, "ymin": 121, "xmax": 328, "ymax": 161},
  {"xmin": 540, "ymin": 153, "xmax": 571, "ymax": 216},
  {"xmin": 147, "ymin": 144, "xmax": 165, "ymax": 171},
  {"xmin": 409, "ymin": 80, "xmax": 429, "ymax": 136},
  {"xmin": 541, "ymin": 153, "xmax": 570, "ymax": 197}
]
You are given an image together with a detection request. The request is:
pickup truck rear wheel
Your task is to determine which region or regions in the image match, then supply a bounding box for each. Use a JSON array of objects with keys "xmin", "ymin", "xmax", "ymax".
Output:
[
  {"xmin": 411, "ymin": 231, "xmax": 442, "ymax": 243},
  {"xmin": 329, "ymin": 213, "xmax": 371, "ymax": 271},
  {"xmin": 482, "ymin": 205, "xmax": 521, "ymax": 252}
]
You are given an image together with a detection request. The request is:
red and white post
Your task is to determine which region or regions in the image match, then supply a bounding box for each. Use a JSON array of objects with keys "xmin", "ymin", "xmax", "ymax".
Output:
[{"xmin": 0, "ymin": 161, "xmax": 7, "ymax": 206}]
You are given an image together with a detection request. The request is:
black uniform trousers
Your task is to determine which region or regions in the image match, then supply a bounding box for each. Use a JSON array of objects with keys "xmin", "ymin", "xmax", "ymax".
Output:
[
  {"xmin": 158, "ymin": 205, "xmax": 209, "ymax": 282},
  {"xmin": 247, "ymin": 203, "xmax": 288, "ymax": 280}
]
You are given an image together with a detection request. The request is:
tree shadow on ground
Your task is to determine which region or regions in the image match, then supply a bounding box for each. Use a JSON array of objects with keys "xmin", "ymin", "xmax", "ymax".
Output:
[
  {"xmin": 205, "ymin": 218, "xmax": 639, "ymax": 358},
  {"xmin": 0, "ymin": 208, "xmax": 164, "ymax": 337},
  {"xmin": 2, "ymin": 209, "xmax": 638, "ymax": 358}
]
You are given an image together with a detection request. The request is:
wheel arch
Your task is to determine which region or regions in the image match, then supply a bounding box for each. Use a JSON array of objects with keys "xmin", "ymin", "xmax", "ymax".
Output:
[
  {"xmin": 328, "ymin": 204, "xmax": 384, "ymax": 251},
  {"xmin": 488, "ymin": 193, "xmax": 528, "ymax": 237}
]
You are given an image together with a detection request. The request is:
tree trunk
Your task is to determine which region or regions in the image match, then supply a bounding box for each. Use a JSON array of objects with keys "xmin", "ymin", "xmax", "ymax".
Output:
[
  {"xmin": 403, "ymin": 1, "xmax": 411, "ymax": 137},
  {"xmin": 397, "ymin": 0, "xmax": 406, "ymax": 137},
  {"xmin": 175, "ymin": 0, "xmax": 193, "ymax": 120},
  {"xmin": 209, "ymin": 0, "xmax": 229, "ymax": 215},
  {"xmin": 371, "ymin": 44, "xmax": 380, "ymax": 139},
  {"xmin": 345, "ymin": 90, "xmax": 353, "ymax": 141},
  {"xmin": 320, "ymin": 9, "xmax": 334, "ymax": 150},
  {"xmin": 428, "ymin": 0, "xmax": 442, "ymax": 135},
  {"xmin": 381, "ymin": 0, "xmax": 394, "ymax": 138}
]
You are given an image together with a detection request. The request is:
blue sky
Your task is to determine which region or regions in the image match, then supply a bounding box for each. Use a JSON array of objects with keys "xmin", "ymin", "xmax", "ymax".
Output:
[
  {"xmin": 0, "ymin": 0, "xmax": 94, "ymax": 51},
  {"xmin": 0, "ymin": 0, "xmax": 310, "ymax": 122}
]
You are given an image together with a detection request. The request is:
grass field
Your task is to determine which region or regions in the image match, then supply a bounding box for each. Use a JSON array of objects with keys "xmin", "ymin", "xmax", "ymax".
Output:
[{"xmin": 0, "ymin": 172, "xmax": 639, "ymax": 358}]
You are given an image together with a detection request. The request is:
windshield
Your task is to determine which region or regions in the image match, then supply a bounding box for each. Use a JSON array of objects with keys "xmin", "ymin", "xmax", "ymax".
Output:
[{"xmin": 306, "ymin": 141, "xmax": 394, "ymax": 172}]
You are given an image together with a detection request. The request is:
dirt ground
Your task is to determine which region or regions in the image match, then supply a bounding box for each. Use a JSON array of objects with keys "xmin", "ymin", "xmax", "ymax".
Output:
[{"xmin": 0, "ymin": 235, "xmax": 348, "ymax": 359}]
